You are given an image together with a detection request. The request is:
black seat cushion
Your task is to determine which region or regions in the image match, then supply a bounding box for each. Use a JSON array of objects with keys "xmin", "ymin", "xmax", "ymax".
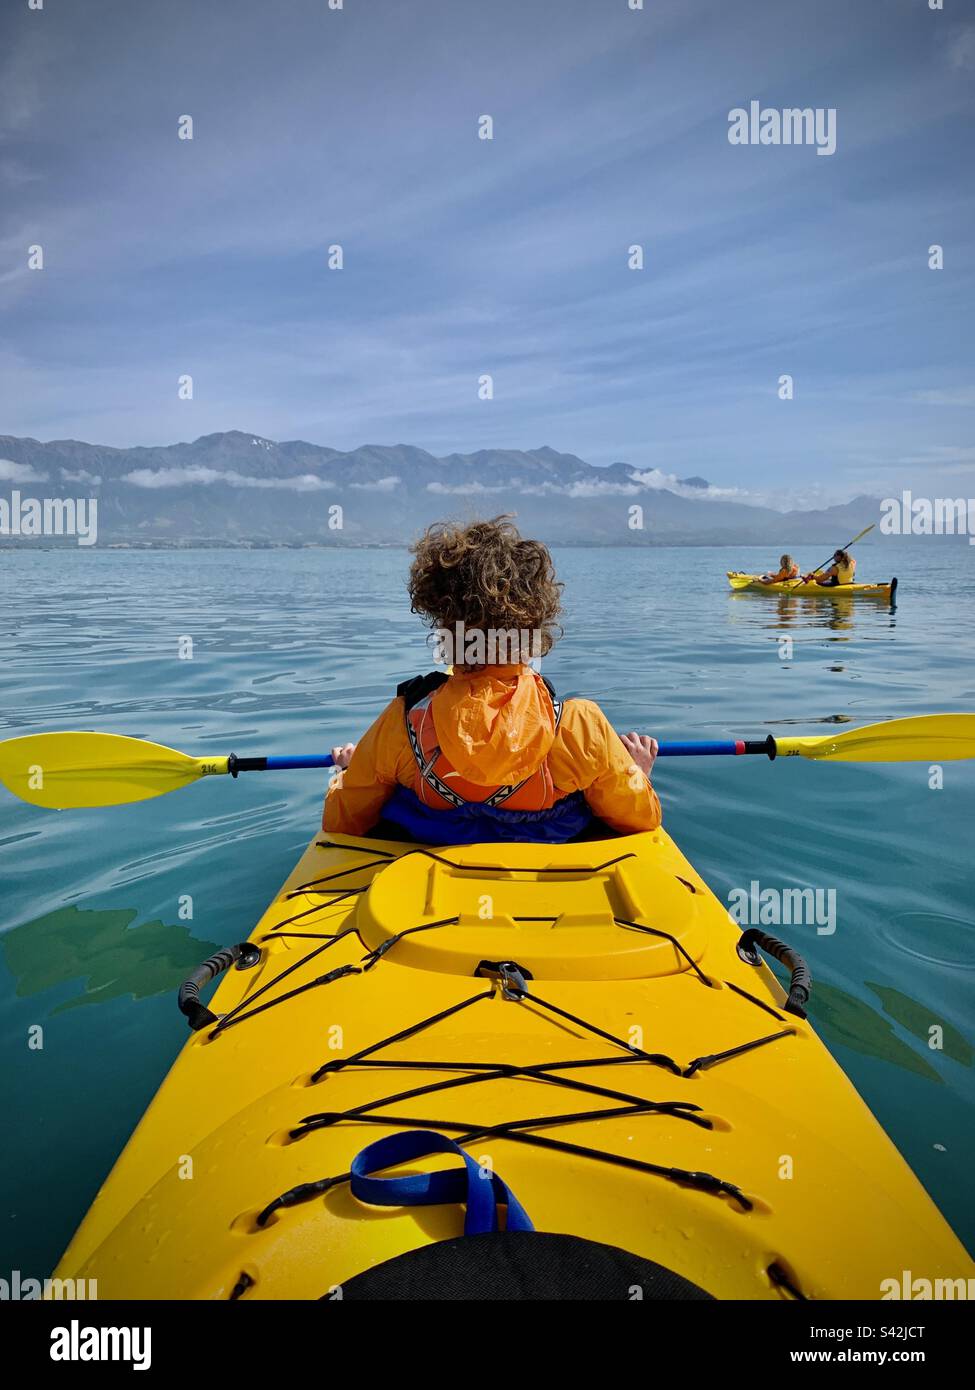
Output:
[{"xmin": 325, "ymin": 1231, "xmax": 715, "ymax": 1301}]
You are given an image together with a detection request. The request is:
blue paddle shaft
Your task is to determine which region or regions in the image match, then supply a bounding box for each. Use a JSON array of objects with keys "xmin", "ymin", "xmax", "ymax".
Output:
[
  {"xmin": 240, "ymin": 740, "xmax": 774, "ymax": 771},
  {"xmin": 227, "ymin": 753, "xmax": 335, "ymax": 775},
  {"xmin": 264, "ymin": 754, "xmax": 335, "ymax": 770},
  {"xmin": 656, "ymin": 740, "xmax": 740, "ymax": 756}
]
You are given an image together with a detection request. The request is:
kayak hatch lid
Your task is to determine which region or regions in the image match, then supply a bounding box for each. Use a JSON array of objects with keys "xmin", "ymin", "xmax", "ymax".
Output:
[{"xmin": 354, "ymin": 835, "xmax": 707, "ymax": 981}]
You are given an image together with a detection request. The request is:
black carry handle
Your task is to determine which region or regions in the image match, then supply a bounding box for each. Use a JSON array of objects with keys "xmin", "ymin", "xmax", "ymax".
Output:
[
  {"xmin": 178, "ymin": 942, "xmax": 261, "ymax": 1031},
  {"xmin": 736, "ymin": 928, "xmax": 811, "ymax": 1018}
]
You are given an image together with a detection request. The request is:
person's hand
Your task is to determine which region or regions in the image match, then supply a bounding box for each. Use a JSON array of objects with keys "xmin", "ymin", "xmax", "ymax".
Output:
[
  {"xmin": 620, "ymin": 732, "xmax": 658, "ymax": 779},
  {"xmin": 330, "ymin": 742, "xmax": 356, "ymax": 770}
]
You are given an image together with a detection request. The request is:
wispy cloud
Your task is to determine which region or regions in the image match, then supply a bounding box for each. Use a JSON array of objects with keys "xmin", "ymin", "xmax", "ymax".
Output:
[
  {"xmin": 628, "ymin": 468, "xmax": 864, "ymax": 513},
  {"xmin": 630, "ymin": 469, "xmax": 749, "ymax": 502},
  {"xmin": 122, "ymin": 466, "xmax": 332, "ymax": 491},
  {"xmin": 348, "ymin": 475, "xmax": 400, "ymax": 492},
  {"xmin": 909, "ymin": 388, "xmax": 975, "ymax": 407},
  {"xmin": 946, "ymin": 26, "xmax": 975, "ymax": 72},
  {"xmin": 60, "ymin": 468, "xmax": 102, "ymax": 484},
  {"xmin": 0, "ymin": 458, "xmax": 46, "ymax": 482},
  {"xmin": 519, "ymin": 479, "xmax": 642, "ymax": 498},
  {"xmin": 427, "ymin": 480, "xmax": 510, "ymax": 496},
  {"xmin": 0, "ymin": 25, "xmax": 48, "ymax": 138}
]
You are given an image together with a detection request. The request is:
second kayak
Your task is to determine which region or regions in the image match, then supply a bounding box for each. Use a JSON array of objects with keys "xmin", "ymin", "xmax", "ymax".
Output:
[
  {"xmin": 51, "ymin": 824, "xmax": 971, "ymax": 1300},
  {"xmin": 728, "ymin": 572, "xmax": 898, "ymax": 598}
]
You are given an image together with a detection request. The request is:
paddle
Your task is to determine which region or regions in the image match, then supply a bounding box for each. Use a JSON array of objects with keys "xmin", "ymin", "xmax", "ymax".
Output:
[
  {"xmin": 0, "ymin": 733, "xmax": 335, "ymax": 810},
  {"xmin": 786, "ymin": 522, "xmax": 875, "ymax": 589},
  {"xmin": 2, "ymin": 716, "xmax": 973, "ymax": 810}
]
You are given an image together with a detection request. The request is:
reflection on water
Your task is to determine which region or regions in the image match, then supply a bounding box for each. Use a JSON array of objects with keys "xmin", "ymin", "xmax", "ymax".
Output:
[
  {"xmin": 808, "ymin": 979, "xmax": 944, "ymax": 1083},
  {"xmin": 728, "ymin": 589, "xmax": 895, "ymax": 622},
  {"xmin": 765, "ymin": 713, "xmax": 857, "ymax": 727},
  {"xmin": 1, "ymin": 905, "xmax": 219, "ymax": 1011},
  {"xmin": 865, "ymin": 982, "xmax": 973, "ymax": 1067},
  {"xmin": 808, "ymin": 977, "xmax": 974, "ymax": 1081},
  {"xmin": 725, "ymin": 580, "xmax": 905, "ymax": 713},
  {"xmin": 727, "ymin": 590, "xmax": 897, "ymax": 633}
]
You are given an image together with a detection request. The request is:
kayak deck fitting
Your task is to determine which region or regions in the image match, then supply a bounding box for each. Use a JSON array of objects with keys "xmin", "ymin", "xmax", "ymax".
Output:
[
  {"xmin": 53, "ymin": 828, "xmax": 972, "ymax": 1300},
  {"xmin": 727, "ymin": 572, "xmax": 898, "ymax": 599}
]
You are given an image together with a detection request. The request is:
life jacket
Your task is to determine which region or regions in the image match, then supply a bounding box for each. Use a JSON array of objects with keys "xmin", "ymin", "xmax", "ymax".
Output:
[
  {"xmin": 378, "ymin": 672, "xmax": 592, "ymax": 845},
  {"xmin": 398, "ymin": 670, "xmax": 564, "ymax": 811},
  {"xmin": 834, "ymin": 556, "xmax": 855, "ymax": 584}
]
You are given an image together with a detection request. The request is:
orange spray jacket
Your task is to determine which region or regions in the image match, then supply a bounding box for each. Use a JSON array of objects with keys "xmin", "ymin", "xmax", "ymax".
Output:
[{"xmin": 323, "ymin": 665, "xmax": 661, "ymax": 837}]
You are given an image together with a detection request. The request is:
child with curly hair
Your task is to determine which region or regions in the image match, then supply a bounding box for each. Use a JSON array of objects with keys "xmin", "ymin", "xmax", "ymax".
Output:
[{"xmin": 323, "ymin": 516, "xmax": 660, "ymax": 844}]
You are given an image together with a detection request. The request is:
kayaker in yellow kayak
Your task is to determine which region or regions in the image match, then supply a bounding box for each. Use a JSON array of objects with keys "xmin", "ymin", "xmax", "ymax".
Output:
[
  {"xmin": 324, "ymin": 517, "xmax": 660, "ymax": 844},
  {"xmin": 758, "ymin": 554, "xmax": 799, "ymax": 584},
  {"xmin": 803, "ymin": 548, "xmax": 856, "ymax": 587}
]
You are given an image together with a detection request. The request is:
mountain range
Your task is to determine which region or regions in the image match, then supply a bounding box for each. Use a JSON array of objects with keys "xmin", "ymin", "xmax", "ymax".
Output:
[{"xmin": 1, "ymin": 431, "xmax": 896, "ymax": 547}]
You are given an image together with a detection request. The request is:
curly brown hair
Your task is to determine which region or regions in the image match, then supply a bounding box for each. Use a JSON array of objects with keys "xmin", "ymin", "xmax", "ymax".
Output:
[{"xmin": 408, "ymin": 516, "xmax": 563, "ymax": 661}]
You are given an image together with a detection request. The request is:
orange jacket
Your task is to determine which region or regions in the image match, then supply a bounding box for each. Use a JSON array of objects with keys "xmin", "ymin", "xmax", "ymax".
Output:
[{"xmin": 323, "ymin": 664, "xmax": 661, "ymax": 837}]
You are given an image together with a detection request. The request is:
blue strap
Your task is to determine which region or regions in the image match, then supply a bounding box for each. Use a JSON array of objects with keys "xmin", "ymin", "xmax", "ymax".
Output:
[{"xmin": 349, "ymin": 1130, "xmax": 534, "ymax": 1235}]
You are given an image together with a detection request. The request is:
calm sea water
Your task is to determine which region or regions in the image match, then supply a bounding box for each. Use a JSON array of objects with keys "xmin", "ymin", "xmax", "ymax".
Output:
[{"xmin": 1, "ymin": 542, "xmax": 973, "ymax": 1274}]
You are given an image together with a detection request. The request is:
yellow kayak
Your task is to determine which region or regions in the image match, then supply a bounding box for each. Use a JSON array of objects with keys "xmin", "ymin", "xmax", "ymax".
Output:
[
  {"xmin": 53, "ymin": 826, "xmax": 971, "ymax": 1300},
  {"xmin": 728, "ymin": 572, "xmax": 897, "ymax": 599}
]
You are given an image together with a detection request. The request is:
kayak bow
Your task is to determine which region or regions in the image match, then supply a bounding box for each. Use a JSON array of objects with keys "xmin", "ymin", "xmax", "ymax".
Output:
[{"xmin": 51, "ymin": 826, "xmax": 974, "ymax": 1299}]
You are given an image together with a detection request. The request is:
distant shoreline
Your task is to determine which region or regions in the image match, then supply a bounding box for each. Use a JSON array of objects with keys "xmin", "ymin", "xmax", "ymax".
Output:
[{"xmin": 0, "ymin": 537, "xmax": 947, "ymax": 554}]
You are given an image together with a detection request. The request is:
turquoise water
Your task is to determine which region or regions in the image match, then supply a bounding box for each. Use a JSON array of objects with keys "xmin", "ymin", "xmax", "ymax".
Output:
[{"xmin": 1, "ymin": 542, "xmax": 973, "ymax": 1276}]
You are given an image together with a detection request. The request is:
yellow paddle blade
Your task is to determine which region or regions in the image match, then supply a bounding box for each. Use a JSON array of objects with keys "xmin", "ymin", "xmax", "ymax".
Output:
[
  {"xmin": 776, "ymin": 714, "xmax": 975, "ymax": 763},
  {"xmin": 0, "ymin": 733, "xmax": 227, "ymax": 810}
]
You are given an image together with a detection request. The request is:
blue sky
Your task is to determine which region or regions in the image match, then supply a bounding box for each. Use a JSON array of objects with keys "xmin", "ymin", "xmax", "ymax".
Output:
[{"xmin": 1, "ymin": 0, "xmax": 973, "ymax": 508}]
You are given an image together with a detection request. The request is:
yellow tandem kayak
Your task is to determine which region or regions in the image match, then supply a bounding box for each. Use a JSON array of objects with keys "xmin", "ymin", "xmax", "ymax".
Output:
[
  {"xmin": 53, "ymin": 826, "xmax": 971, "ymax": 1300},
  {"xmin": 728, "ymin": 572, "xmax": 898, "ymax": 599}
]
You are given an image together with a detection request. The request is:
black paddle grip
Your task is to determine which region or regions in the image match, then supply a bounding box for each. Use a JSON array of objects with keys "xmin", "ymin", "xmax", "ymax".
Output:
[
  {"xmin": 227, "ymin": 754, "xmax": 268, "ymax": 777},
  {"xmin": 742, "ymin": 736, "xmax": 777, "ymax": 760}
]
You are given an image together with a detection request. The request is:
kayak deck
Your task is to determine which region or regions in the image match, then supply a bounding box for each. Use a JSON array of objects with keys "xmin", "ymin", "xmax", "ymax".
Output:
[
  {"xmin": 53, "ymin": 829, "xmax": 971, "ymax": 1300},
  {"xmin": 727, "ymin": 572, "xmax": 897, "ymax": 598}
]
